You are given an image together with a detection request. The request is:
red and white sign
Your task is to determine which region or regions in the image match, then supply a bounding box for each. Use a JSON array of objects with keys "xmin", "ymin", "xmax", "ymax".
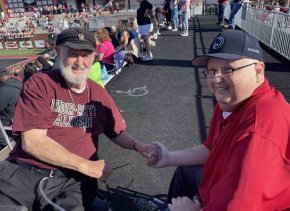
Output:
[
  {"xmin": 19, "ymin": 40, "xmax": 33, "ymax": 48},
  {"xmin": 4, "ymin": 41, "xmax": 18, "ymax": 49},
  {"xmin": 34, "ymin": 40, "xmax": 45, "ymax": 48}
]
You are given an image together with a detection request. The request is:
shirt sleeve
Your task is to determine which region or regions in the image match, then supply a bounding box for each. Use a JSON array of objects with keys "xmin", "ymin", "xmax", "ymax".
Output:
[
  {"xmin": 206, "ymin": 133, "xmax": 290, "ymax": 210},
  {"xmin": 13, "ymin": 74, "xmax": 52, "ymax": 133}
]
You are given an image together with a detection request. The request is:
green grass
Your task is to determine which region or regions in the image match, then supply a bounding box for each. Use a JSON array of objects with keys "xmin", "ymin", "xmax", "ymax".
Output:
[{"xmin": 0, "ymin": 49, "xmax": 45, "ymax": 57}]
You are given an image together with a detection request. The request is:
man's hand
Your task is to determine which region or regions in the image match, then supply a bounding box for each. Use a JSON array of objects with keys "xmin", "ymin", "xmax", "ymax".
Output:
[
  {"xmin": 147, "ymin": 141, "xmax": 170, "ymax": 168},
  {"xmin": 78, "ymin": 159, "xmax": 112, "ymax": 179},
  {"xmin": 135, "ymin": 142, "xmax": 161, "ymax": 166},
  {"xmin": 168, "ymin": 196, "xmax": 201, "ymax": 211}
]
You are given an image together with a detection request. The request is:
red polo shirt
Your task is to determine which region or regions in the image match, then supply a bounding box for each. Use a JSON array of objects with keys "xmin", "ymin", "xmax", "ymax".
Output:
[{"xmin": 200, "ymin": 80, "xmax": 290, "ymax": 210}]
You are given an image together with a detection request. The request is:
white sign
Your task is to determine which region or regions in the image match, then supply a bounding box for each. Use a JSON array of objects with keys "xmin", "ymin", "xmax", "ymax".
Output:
[
  {"xmin": 34, "ymin": 40, "xmax": 45, "ymax": 48},
  {"xmin": 0, "ymin": 42, "xmax": 3, "ymax": 50},
  {"xmin": 4, "ymin": 41, "xmax": 18, "ymax": 49},
  {"xmin": 19, "ymin": 40, "xmax": 33, "ymax": 48}
]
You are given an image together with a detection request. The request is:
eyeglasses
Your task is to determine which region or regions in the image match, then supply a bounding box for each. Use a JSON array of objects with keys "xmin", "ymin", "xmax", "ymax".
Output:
[{"xmin": 202, "ymin": 62, "xmax": 257, "ymax": 78}]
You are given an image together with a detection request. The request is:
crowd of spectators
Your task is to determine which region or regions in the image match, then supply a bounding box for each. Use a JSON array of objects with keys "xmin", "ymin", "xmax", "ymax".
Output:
[{"xmin": 0, "ymin": 1, "xmax": 128, "ymax": 40}]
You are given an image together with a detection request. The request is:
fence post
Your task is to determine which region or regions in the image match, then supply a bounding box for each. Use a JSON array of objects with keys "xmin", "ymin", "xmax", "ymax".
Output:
[
  {"xmin": 252, "ymin": 4, "xmax": 257, "ymax": 35},
  {"xmin": 269, "ymin": 12, "xmax": 277, "ymax": 48}
]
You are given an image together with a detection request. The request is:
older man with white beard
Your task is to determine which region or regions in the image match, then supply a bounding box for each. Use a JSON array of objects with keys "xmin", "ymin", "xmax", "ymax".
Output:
[{"xmin": 0, "ymin": 27, "xmax": 160, "ymax": 210}]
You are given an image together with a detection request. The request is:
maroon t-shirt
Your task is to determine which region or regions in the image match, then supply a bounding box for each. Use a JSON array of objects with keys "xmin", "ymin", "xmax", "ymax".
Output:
[{"xmin": 10, "ymin": 70, "xmax": 126, "ymax": 170}]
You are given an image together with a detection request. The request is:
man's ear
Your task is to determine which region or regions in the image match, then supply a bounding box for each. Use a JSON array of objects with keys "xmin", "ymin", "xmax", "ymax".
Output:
[{"xmin": 255, "ymin": 62, "xmax": 265, "ymax": 82}]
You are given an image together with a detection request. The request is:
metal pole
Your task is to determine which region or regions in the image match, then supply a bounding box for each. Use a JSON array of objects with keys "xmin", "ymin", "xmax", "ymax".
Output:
[
  {"xmin": 269, "ymin": 12, "xmax": 277, "ymax": 48},
  {"xmin": 252, "ymin": 4, "xmax": 257, "ymax": 35},
  {"xmin": 128, "ymin": 0, "xmax": 131, "ymax": 9},
  {"xmin": 0, "ymin": 121, "xmax": 13, "ymax": 151}
]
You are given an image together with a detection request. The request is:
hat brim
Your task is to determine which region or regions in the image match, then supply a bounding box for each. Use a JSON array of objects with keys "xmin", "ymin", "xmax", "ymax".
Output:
[
  {"xmin": 192, "ymin": 53, "xmax": 246, "ymax": 66},
  {"xmin": 61, "ymin": 41, "xmax": 95, "ymax": 52}
]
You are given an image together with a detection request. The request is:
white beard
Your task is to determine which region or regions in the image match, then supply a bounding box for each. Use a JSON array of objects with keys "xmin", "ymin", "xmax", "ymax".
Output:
[{"xmin": 59, "ymin": 57, "xmax": 90, "ymax": 85}]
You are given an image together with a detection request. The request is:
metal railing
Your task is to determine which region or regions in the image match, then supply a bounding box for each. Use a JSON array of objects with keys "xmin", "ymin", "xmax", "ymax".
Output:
[
  {"xmin": 224, "ymin": 3, "xmax": 290, "ymax": 61},
  {"xmin": 88, "ymin": 9, "xmax": 137, "ymax": 30},
  {"xmin": 203, "ymin": 2, "xmax": 218, "ymax": 15}
]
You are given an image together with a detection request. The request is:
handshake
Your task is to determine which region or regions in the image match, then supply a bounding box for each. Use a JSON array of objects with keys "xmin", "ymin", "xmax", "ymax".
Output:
[{"xmin": 136, "ymin": 141, "xmax": 170, "ymax": 168}]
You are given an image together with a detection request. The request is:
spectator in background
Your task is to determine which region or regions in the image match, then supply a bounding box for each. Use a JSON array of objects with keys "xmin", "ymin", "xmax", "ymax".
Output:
[
  {"xmin": 148, "ymin": 9, "xmax": 159, "ymax": 40},
  {"xmin": 0, "ymin": 68, "xmax": 23, "ymax": 150},
  {"xmin": 107, "ymin": 26, "xmax": 120, "ymax": 48},
  {"xmin": 114, "ymin": 2, "xmax": 120, "ymax": 13},
  {"xmin": 0, "ymin": 11, "xmax": 5, "ymax": 19},
  {"xmin": 224, "ymin": 0, "xmax": 242, "ymax": 29},
  {"xmin": 43, "ymin": 53, "xmax": 54, "ymax": 66},
  {"xmin": 80, "ymin": 9, "xmax": 90, "ymax": 30},
  {"xmin": 163, "ymin": 0, "xmax": 172, "ymax": 30},
  {"xmin": 95, "ymin": 28, "xmax": 116, "ymax": 71},
  {"xmin": 128, "ymin": 17, "xmax": 139, "ymax": 37},
  {"xmin": 35, "ymin": 56, "xmax": 53, "ymax": 72},
  {"xmin": 116, "ymin": 20, "xmax": 136, "ymax": 50},
  {"xmin": 23, "ymin": 62, "xmax": 38, "ymax": 82},
  {"xmin": 108, "ymin": 0, "xmax": 115, "ymax": 14},
  {"xmin": 179, "ymin": 0, "xmax": 191, "ymax": 36},
  {"xmin": 170, "ymin": 0, "xmax": 179, "ymax": 31},
  {"xmin": 137, "ymin": 0, "xmax": 154, "ymax": 61},
  {"xmin": 120, "ymin": 19, "xmax": 141, "ymax": 58},
  {"xmin": 12, "ymin": 65, "xmax": 25, "ymax": 81},
  {"xmin": 216, "ymin": 0, "xmax": 228, "ymax": 25}
]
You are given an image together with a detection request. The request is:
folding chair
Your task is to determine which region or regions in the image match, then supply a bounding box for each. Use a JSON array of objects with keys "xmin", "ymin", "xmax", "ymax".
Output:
[{"xmin": 0, "ymin": 121, "xmax": 15, "ymax": 161}]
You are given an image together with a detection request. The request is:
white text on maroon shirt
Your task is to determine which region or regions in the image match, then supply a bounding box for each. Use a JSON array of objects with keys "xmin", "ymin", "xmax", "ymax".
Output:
[{"xmin": 50, "ymin": 99, "xmax": 96, "ymax": 129}]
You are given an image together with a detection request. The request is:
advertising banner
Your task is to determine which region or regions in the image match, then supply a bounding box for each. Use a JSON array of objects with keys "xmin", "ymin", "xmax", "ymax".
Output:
[
  {"xmin": 34, "ymin": 40, "xmax": 45, "ymax": 48},
  {"xmin": 4, "ymin": 41, "xmax": 18, "ymax": 49},
  {"xmin": 19, "ymin": 40, "xmax": 33, "ymax": 48}
]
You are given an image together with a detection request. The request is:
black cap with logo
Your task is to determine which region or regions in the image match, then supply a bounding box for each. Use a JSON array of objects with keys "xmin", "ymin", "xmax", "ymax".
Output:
[
  {"xmin": 192, "ymin": 30, "xmax": 263, "ymax": 66},
  {"xmin": 56, "ymin": 27, "xmax": 96, "ymax": 52}
]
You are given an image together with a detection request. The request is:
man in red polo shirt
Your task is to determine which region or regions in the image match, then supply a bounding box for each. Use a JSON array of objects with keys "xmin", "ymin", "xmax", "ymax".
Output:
[{"xmin": 149, "ymin": 30, "xmax": 290, "ymax": 210}]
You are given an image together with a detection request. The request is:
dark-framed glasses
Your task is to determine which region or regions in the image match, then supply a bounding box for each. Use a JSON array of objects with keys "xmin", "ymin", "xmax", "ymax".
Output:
[{"xmin": 203, "ymin": 62, "xmax": 257, "ymax": 78}]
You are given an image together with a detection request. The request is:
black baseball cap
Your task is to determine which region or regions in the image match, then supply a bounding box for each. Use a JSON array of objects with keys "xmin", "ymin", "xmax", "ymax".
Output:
[
  {"xmin": 192, "ymin": 30, "xmax": 263, "ymax": 66},
  {"xmin": 56, "ymin": 27, "xmax": 96, "ymax": 52}
]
